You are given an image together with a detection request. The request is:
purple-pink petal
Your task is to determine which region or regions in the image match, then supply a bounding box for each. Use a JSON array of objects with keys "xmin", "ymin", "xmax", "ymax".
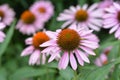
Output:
[
  {"xmin": 70, "ymin": 52, "xmax": 77, "ymax": 70},
  {"xmin": 58, "ymin": 52, "xmax": 69, "ymax": 70},
  {"xmin": 21, "ymin": 46, "xmax": 34, "ymax": 56}
]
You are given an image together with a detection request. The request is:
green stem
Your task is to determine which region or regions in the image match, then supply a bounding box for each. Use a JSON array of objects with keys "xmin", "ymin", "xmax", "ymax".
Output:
[
  {"xmin": 73, "ymin": 70, "xmax": 77, "ymax": 80},
  {"xmin": 46, "ymin": 67, "xmax": 49, "ymax": 80},
  {"xmin": 0, "ymin": 56, "xmax": 2, "ymax": 67}
]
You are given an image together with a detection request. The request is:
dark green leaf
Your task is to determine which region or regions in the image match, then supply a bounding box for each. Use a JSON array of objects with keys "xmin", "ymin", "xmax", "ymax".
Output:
[
  {"xmin": 9, "ymin": 67, "xmax": 57, "ymax": 80},
  {"xmin": 78, "ymin": 0, "xmax": 87, "ymax": 6},
  {"xmin": 0, "ymin": 20, "xmax": 16, "ymax": 57},
  {"xmin": 77, "ymin": 57, "xmax": 120, "ymax": 80},
  {"xmin": 0, "ymin": 68, "xmax": 7, "ymax": 80},
  {"xmin": 59, "ymin": 67, "xmax": 74, "ymax": 80}
]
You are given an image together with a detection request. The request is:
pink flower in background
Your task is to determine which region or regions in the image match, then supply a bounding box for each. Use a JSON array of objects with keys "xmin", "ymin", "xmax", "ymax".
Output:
[
  {"xmin": 30, "ymin": 1, "xmax": 54, "ymax": 22},
  {"xmin": 16, "ymin": 10, "xmax": 44, "ymax": 35},
  {"xmin": 21, "ymin": 32, "xmax": 50, "ymax": 65},
  {"xmin": 98, "ymin": 0, "xmax": 113, "ymax": 9},
  {"xmin": 57, "ymin": 3, "xmax": 102, "ymax": 31},
  {"xmin": 94, "ymin": 53, "xmax": 108, "ymax": 66},
  {"xmin": 0, "ymin": 4, "xmax": 15, "ymax": 26},
  {"xmin": 98, "ymin": 0, "xmax": 113, "ymax": 18},
  {"xmin": 103, "ymin": 3, "xmax": 120, "ymax": 39},
  {"xmin": 94, "ymin": 46, "xmax": 112, "ymax": 66},
  {"xmin": 0, "ymin": 19, "xmax": 6, "ymax": 43},
  {"xmin": 40, "ymin": 25, "xmax": 99, "ymax": 70}
]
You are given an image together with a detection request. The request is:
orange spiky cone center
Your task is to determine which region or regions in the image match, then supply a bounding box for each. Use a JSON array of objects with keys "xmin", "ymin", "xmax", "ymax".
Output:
[
  {"xmin": 33, "ymin": 32, "xmax": 50, "ymax": 49},
  {"xmin": 21, "ymin": 10, "xmax": 36, "ymax": 24},
  {"xmin": 38, "ymin": 7, "xmax": 46, "ymax": 13},
  {"xmin": 57, "ymin": 29, "xmax": 80, "ymax": 51},
  {"xmin": 0, "ymin": 10, "xmax": 4, "ymax": 19},
  {"xmin": 75, "ymin": 9, "xmax": 88, "ymax": 22},
  {"xmin": 117, "ymin": 11, "xmax": 120, "ymax": 22}
]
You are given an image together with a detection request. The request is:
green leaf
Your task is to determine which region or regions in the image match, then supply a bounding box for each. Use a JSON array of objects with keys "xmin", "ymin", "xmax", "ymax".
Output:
[
  {"xmin": 78, "ymin": 0, "xmax": 87, "ymax": 6},
  {"xmin": 77, "ymin": 57, "xmax": 120, "ymax": 80},
  {"xmin": 45, "ymin": 61, "xmax": 58, "ymax": 68},
  {"xmin": 110, "ymin": 64, "xmax": 120, "ymax": 80},
  {"xmin": 0, "ymin": 20, "xmax": 16, "ymax": 57},
  {"xmin": 59, "ymin": 67, "xmax": 74, "ymax": 80},
  {"xmin": 93, "ymin": 0, "xmax": 100, "ymax": 3},
  {"xmin": 0, "ymin": 68, "xmax": 7, "ymax": 80},
  {"xmin": 9, "ymin": 67, "xmax": 57, "ymax": 80},
  {"xmin": 99, "ymin": 40, "xmax": 120, "ymax": 50}
]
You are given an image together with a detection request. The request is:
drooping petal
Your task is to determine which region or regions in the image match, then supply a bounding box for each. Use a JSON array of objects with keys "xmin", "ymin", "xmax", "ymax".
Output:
[
  {"xmin": 75, "ymin": 51, "xmax": 84, "ymax": 66},
  {"xmin": 58, "ymin": 52, "xmax": 69, "ymax": 70},
  {"xmin": 94, "ymin": 58, "xmax": 102, "ymax": 66},
  {"xmin": 0, "ymin": 23, "xmax": 5, "ymax": 30},
  {"xmin": 109, "ymin": 24, "xmax": 119, "ymax": 34},
  {"xmin": 21, "ymin": 46, "xmax": 34, "ymax": 56},
  {"xmin": 25, "ymin": 37, "xmax": 33, "ymax": 45},
  {"xmin": 29, "ymin": 50, "xmax": 40, "ymax": 65},
  {"xmin": 70, "ymin": 52, "xmax": 77, "ymax": 70},
  {"xmin": 40, "ymin": 40, "xmax": 56, "ymax": 47},
  {"xmin": 48, "ymin": 49, "xmax": 60, "ymax": 63},
  {"xmin": 80, "ymin": 46, "xmax": 96, "ymax": 55},
  {"xmin": 76, "ymin": 50, "xmax": 90, "ymax": 63}
]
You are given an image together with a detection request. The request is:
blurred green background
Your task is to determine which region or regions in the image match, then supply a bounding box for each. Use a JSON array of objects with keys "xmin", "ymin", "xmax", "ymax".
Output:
[{"xmin": 0, "ymin": 0, "xmax": 120, "ymax": 80}]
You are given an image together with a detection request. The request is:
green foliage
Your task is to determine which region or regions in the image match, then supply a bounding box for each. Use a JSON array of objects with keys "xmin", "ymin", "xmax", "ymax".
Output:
[
  {"xmin": 0, "ymin": 68, "xmax": 7, "ymax": 80},
  {"xmin": 59, "ymin": 67, "xmax": 74, "ymax": 80},
  {"xmin": 9, "ymin": 67, "xmax": 57, "ymax": 80},
  {"xmin": 0, "ymin": 20, "xmax": 16, "ymax": 57},
  {"xmin": 0, "ymin": 0, "xmax": 120, "ymax": 80},
  {"xmin": 78, "ymin": 57, "xmax": 120, "ymax": 80}
]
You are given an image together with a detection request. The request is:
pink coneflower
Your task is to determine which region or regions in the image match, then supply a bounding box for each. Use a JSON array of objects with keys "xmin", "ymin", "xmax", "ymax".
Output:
[
  {"xmin": 94, "ymin": 53, "xmax": 108, "ymax": 67},
  {"xmin": 98, "ymin": 0, "xmax": 113, "ymax": 10},
  {"xmin": 0, "ymin": 4, "xmax": 15, "ymax": 26},
  {"xmin": 21, "ymin": 32, "xmax": 51, "ymax": 65},
  {"xmin": 40, "ymin": 25, "xmax": 99, "ymax": 70},
  {"xmin": 0, "ymin": 21, "xmax": 5, "ymax": 42},
  {"xmin": 30, "ymin": 1, "xmax": 54, "ymax": 22},
  {"xmin": 94, "ymin": 46, "xmax": 112, "ymax": 66},
  {"xmin": 57, "ymin": 4, "xmax": 102, "ymax": 31},
  {"xmin": 98, "ymin": 0, "xmax": 113, "ymax": 17},
  {"xmin": 103, "ymin": 3, "xmax": 120, "ymax": 39},
  {"xmin": 16, "ymin": 10, "xmax": 44, "ymax": 35}
]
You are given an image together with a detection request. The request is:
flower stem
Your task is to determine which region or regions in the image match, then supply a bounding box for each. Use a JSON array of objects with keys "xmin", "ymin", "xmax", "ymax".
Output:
[
  {"xmin": 73, "ymin": 70, "xmax": 77, "ymax": 80},
  {"xmin": 0, "ymin": 56, "xmax": 2, "ymax": 67}
]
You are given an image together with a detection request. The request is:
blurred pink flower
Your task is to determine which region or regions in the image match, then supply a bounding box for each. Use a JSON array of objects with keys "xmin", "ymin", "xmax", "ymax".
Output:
[
  {"xmin": 40, "ymin": 25, "xmax": 99, "ymax": 70},
  {"xmin": 98, "ymin": 0, "xmax": 113, "ymax": 18},
  {"xmin": 98, "ymin": 0, "xmax": 113, "ymax": 9},
  {"xmin": 94, "ymin": 46, "xmax": 112, "ymax": 66},
  {"xmin": 21, "ymin": 32, "xmax": 50, "ymax": 65},
  {"xmin": 16, "ymin": 10, "xmax": 44, "ymax": 35},
  {"xmin": 57, "ymin": 3, "xmax": 102, "ymax": 31},
  {"xmin": 0, "ymin": 4, "xmax": 15, "ymax": 26},
  {"xmin": 0, "ymin": 18, "xmax": 6, "ymax": 43},
  {"xmin": 103, "ymin": 3, "xmax": 120, "ymax": 39},
  {"xmin": 30, "ymin": 1, "xmax": 54, "ymax": 22},
  {"xmin": 94, "ymin": 53, "xmax": 108, "ymax": 66}
]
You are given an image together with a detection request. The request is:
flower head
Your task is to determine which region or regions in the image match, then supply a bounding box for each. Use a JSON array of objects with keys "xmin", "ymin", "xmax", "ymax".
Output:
[
  {"xmin": 0, "ymin": 4, "xmax": 15, "ymax": 26},
  {"xmin": 94, "ymin": 46, "xmax": 112, "ymax": 66},
  {"xmin": 21, "ymin": 32, "xmax": 50, "ymax": 65},
  {"xmin": 57, "ymin": 3, "xmax": 102, "ymax": 31},
  {"xmin": 30, "ymin": 1, "xmax": 54, "ymax": 22},
  {"xmin": 16, "ymin": 10, "xmax": 44, "ymax": 35},
  {"xmin": 94, "ymin": 53, "xmax": 108, "ymax": 67},
  {"xmin": 103, "ymin": 3, "xmax": 120, "ymax": 39},
  {"xmin": 40, "ymin": 25, "xmax": 99, "ymax": 70}
]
